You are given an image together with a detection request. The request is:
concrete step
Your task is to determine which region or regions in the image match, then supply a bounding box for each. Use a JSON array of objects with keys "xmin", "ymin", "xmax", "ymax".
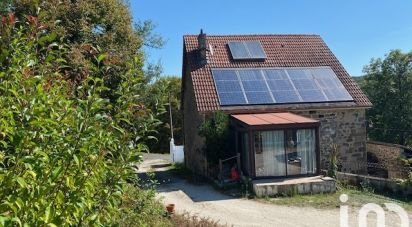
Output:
[{"xmin": 252, "ymin": 176, "xmax": 336, "ymax": 197}]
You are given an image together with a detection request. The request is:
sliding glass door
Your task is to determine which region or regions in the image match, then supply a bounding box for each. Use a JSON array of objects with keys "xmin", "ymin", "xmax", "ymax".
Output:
[
  {"xmin": 254, "ymin": 131, "xmax": 286, "ymax": 177},
  {"xmin": 254, "ymin": 128, "xmax": 316, "ymax": 177},
  {"xmin": 297, "ymin": 129, "xmax": 316, "ymax": 174},
  {"xmin": 286, "ymin": 129, "xmax": 317, "ymax": 175}
]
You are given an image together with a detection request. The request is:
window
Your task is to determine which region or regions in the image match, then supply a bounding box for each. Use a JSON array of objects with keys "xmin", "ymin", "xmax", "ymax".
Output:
[
  {"xmin": 254, "ymin": 131, "xmax": 286, "ymax": 177},
  {"xmin": 252, "ymin": 128, "xmax": 317, "ymax": 177}
]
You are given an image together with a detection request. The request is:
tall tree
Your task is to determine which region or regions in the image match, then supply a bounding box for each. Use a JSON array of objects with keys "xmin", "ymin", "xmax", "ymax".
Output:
[
  {"xmin": 6, "ymin": 0, "xmax": 163, "ymax": 102},
  {"xmin": 363, "ymin": 50, "xmax": 412, "ymax": 145},
  {"xmin": 0, "ymin": 1, "xmax": 167, "ymax": 225},
  {"xmin": 145, "ymin": 76, "xmax": 183, "ymax": 153}
]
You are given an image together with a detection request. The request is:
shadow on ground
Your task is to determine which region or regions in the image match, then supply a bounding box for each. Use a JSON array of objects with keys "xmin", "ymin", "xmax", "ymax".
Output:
[{"xmin": 138, "ymin": 169, "xmax": 237, "ymax": 203}]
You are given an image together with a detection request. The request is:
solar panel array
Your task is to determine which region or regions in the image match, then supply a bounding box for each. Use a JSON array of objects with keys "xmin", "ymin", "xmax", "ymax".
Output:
[
  {"xmin": 228, "ymin": 41, "xmax": 267, "ymax": 60},
  {"xmin": 212, "ymin": 67, "xmax": 353, "ymax": 106}
]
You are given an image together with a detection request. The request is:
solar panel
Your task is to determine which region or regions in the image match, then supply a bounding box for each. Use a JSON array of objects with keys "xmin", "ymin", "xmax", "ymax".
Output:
[
  {"xmin": 310, "ymin": 67, "xmax": 352, "ymax": 100},
  {"xmin": 227, "ymin": 42, "xmax": 249, "ymax": 60},
  {"xmin": 212, "ymin": 69, "xmax": 239, "ymax": 81},
  {"xmin": 242, "ymin": 80, "xmax": 268, "ymax": 92},
  {"xmin": 238, "ymin": 70, "xmax": 262, "ymax": 81},
  {"xmin": 323, "ymin": 88, "xmax": 352, "ymax": 101},
  {"xmin": 244, "ymin": 41, "xmax": 266, "ymax": 59},
  {"xmin": 245, "ymin": 92, "xmax": 273, "ymax": 104},
  {"xmin": 290, "ymin": 79, "xmax": 318, "ymax": 90},
  {"xmin": 211, "ymin": 67, "xmax": 353, "ymax": 106},
  {"xmin": 286, "ymin": 69, "xmax": 311, "ymax": 79},
  {"xmin": 263, "ymin": 69, "xmax": 288, "ymax": 80},
  {"xmin": 298, "ymin": 89, "xmax": 328, "ymax": 102},
  {"xmin": 228, "ymin": 41, "xmax": 266, "ymax": 60},
  {"xmin": 218, "ymin": 92, "xmax": 247, "ymax": 105},
  {"xmin": 215, "ymin": 80, "xmax": 242, "ymax": 92},
  {"xmin": 316, "ymin": 78, "xmax": 339, "ymax": 89},
  {"xmin": 266, "ymin": 79, "xmax": 294, "ymax": 91},
  {"xmin": 212, "ymin": 70, "xmax": 246, "ymax": 105},
  {"xmin": 272, "ymin": 90, "xmax": 301, "ymax": 103},
  {"xmin": 310, "ymin": 68, "xmax": 334, "ymax": 78}
]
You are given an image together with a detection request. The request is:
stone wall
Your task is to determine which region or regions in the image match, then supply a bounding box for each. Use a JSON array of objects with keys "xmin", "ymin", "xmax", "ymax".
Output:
[
  {"xmin": 293, "ymin": 108, "xmax": 367, "ymax": 174},
  {"xmin": 337, "ymin": 172, "xmax": 412, "ymax": 197},
  {"xmin": 366, "ymin": 141, "xmax": 409, "ymax": 179},
  {"xmin": 184, "ymin": 92, "xmax": 368, "ymax": 176},
  {"xmin": 182, "ymin": 72, "xmax": 206, "ymax": 176}
]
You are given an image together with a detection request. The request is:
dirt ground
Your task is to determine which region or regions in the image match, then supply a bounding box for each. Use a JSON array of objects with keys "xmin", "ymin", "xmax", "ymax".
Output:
[{"xmin": 141, "ymin": 153, "xmax": 411, "ymax": 227}]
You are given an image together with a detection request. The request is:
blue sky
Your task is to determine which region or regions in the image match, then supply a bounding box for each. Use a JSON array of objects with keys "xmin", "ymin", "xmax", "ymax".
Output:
[{"xmin": 130, "ymin": 0, "xmax": 412, "ymax": 77}]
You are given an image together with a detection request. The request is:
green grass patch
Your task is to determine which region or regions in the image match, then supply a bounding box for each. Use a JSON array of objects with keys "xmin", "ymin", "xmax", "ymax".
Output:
[{"xmin": 259, "ymin": 186, "xmax": 412, "ymax": 211}]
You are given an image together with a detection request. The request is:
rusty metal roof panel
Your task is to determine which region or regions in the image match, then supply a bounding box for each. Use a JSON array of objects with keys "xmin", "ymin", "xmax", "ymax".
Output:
[
  {"xmin": 273, "ymin": 112, "xmax": 318, "ymax": 124},
  {"xmin": 231, "ymin": 112, "xmax": 318, "ymax": 126}
]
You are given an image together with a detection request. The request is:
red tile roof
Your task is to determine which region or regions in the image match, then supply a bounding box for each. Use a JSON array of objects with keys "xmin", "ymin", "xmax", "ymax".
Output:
[
  {"xmin": 183, "ymin": 34, "xmax": 372, "ymax": 112},
  {"xmin": 232, "ymin": 112, "xmax": 318, "ymax": 126}
]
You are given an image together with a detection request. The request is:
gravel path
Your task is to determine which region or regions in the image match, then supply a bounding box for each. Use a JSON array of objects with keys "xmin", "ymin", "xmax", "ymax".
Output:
[{"xmin": 141, "ymin": 153, "xmax": 410, "ymax": 227}]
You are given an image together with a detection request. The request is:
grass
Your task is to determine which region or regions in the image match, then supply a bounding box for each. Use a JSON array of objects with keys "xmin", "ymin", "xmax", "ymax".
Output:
[{"xmin": 258, "ymin": 185, "xmax": 412, "ymax": 211}]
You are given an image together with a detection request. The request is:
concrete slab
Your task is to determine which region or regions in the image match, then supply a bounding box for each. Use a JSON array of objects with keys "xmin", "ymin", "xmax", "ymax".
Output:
[{"xmin": 252, "ymin": 176, "xmax": 336, "ymax": 197}]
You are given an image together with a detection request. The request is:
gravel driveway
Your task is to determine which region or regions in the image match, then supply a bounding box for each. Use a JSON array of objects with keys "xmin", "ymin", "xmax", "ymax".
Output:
[{"xmin": 141, "ymin": 153, "xmax": 410, "ymax": 227}]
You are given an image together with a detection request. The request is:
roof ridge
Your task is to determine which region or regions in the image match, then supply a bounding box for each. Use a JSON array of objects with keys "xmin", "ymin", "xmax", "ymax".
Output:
[{"xmin": 183, "ymin": 34, "xmax": 321, "ymax": 37}]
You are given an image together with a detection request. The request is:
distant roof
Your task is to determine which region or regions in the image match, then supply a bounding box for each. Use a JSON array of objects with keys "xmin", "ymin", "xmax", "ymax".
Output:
[
  {"xmin": 231, "ymin": 112, "xmax": 319, "ymax": 127},
  {"xmin": 183, "ymin": 34, "xmax": 372, "ymax": 112}
]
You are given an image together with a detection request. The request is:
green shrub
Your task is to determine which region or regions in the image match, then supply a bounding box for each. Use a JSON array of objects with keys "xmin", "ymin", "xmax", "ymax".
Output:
[
  {"xmin": 170, "ymin": 212, "xmax": 230, "ymax": 227},
  {"xmin": 199, "ymin": 111, "xmax": 232, "ymax": 166},
  {"xmin": 0, "ymin": 15, "xmax": 159, "ymax": 226},
  {"xmin": 327, "ymin": 144, "xmax": 338, "ymax": 179},
  {"xmin": 115, "ymin": 184, "xmax": 170, "ymax": 227}
]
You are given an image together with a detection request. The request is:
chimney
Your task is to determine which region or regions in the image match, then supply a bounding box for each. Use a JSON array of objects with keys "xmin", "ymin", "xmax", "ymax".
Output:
[{"xmin": 197, "ymin": 29, "xmax": 208, "ymax": 66}]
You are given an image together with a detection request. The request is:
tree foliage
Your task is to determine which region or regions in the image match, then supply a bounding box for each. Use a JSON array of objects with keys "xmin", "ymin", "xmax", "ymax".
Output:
[
  {"xmin": 7, "ymin": 0, "xmax": 163, "ymax": 103},
  {"xmin": 145, "ymin": 76, "xmax": 182, "ymax": 153},
  {"xmin": 199, "ymin": 112, "xmax": 233, "ymax": 165},
  {"xmin": 363, "ymin": 50, "xmax": 412, "ymax": 145},
  {"xmin": 0, "ymin": 1, "xmax": 166, "ymax": 225},
  {"xmin": 12, "ymin": 0, "xmax": 141, "ymax": 56}
]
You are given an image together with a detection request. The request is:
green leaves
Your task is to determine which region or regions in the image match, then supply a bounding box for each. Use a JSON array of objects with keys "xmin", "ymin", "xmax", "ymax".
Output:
[
  {"xmin": 37, "ymin": 33, "xmax": 57, "ymax": 46},
  {"xmin": 0, "ymin": 3, "xmax": 164, "ymax": 226},
  {"xmin": 363, "ymin": 50, "xmax": 412, "ymax": 146},
  {"xmin": 73, "ymin": 154, "xmax": 80, "ymax": 166},
  {"xmin": 15, "ymin": 177, "xmax": 27, "ymax": 188},
  {"xmin": 51, "ymin": 166, "xmax": 63, "ymax": 180},
  {"xmin": 96, "ymin": 53, "xmax": 107, "ymax": 64},
  {"xmin": 43, "ymin": 204, "xmax": 52, "ymax": 223},
  {"xmin": 199, "ymin": 111, "xmax": 231, "ymax": 165}
]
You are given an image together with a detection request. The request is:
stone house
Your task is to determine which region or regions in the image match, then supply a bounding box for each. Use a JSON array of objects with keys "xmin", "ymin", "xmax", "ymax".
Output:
[{"xmin": 182, "ymin": 31, "xmax": 372, "ymax": 180}]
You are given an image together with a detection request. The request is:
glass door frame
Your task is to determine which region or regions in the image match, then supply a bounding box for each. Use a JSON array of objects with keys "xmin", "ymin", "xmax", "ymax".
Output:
[{"xmin": 249, "ymin": 126, "xmax": 320, "ymax": 179}]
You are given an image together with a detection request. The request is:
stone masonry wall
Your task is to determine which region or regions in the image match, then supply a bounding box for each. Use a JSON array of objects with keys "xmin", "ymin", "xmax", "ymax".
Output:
[
  {"xmin": 184, "ymin": 94, "xmax": 368, "ymax": 176},
  {"xmin": 366, "ymin": 141, "xmax": 408, "ymax": 179},
  {"xmin": 182, "ymin": 73, "xmax": 206, "ymax": 176},
  {"xmin": 293, "ymin": 108, "xmax": 367, "ymax": 174}
]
